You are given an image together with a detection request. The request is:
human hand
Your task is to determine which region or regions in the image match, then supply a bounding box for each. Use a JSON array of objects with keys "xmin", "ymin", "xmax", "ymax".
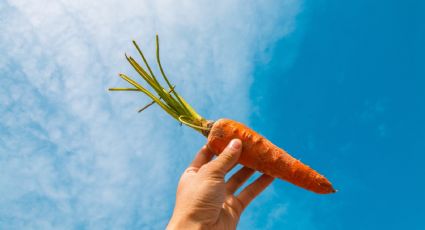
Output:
[{"xmin": 167, "ymin": 139, "xmax": 274, "ymax": 230}]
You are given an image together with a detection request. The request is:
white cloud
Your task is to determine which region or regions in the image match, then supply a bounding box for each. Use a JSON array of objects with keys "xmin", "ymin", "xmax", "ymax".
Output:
[{"xmin": 0, "ymin": 0, "xmax": 302, "ymax": 228}]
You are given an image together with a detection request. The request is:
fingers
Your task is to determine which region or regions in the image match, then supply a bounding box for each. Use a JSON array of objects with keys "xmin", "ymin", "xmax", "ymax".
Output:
[
  {"xmin": 226, "ymin": 162, "xmax": 239, "ymax": 174},
  {"xmin": 226, "ymin": 167, "xmax": 255, "ymax": 194},
  {"xmin": 186, "ymin": 145, "xmax": 215, "ymax": 173},
  {"xmin": 207, "ymin": 139, "xmax": 242, "ymax": 177},
  {"xmin": 236, "ymin": 174, "xmax": 274, "ymax": 211}
]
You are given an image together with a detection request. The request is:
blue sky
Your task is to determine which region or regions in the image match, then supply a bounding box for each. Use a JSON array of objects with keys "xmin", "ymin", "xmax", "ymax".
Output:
[
  {"xmin": 251, "ymin": 0, "xmax": 425, "ymax": 229},
  {"xmin": 0, "ymin": 0, "xmax": 424, "ymax": 229}
]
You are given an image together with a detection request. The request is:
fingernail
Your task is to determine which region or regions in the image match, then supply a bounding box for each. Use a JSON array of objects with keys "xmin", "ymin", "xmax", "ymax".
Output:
[{"xmin": 229, "ymin": 139, "xmax": 241, "ymax": 150}]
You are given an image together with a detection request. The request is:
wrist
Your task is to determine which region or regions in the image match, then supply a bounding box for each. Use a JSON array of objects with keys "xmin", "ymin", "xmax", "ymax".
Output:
[{"xmin": 167, "ymin": 216, "xmax": 205, "ymax": 230}]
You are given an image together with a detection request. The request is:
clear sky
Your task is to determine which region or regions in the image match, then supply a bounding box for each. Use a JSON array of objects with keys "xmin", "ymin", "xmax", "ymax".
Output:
[
  {"xmin": 250, "ymin": 1, "xmax": 425, "ymax": 229},
  {"xmin": 0, "ymin": 0, "xmax": 424, "ymax": 229}
]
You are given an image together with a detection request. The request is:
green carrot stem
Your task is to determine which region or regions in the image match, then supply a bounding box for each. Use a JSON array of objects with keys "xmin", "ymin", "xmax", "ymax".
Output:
[{"xmin": 109, "ymin": 35, "xmax": 210, "ymax": 133}]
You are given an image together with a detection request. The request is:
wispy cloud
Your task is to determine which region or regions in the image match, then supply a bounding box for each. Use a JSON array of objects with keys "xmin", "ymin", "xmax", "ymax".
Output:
[{"xmin": 0, "ymin": 0, "xmax": 301, "ymax": 228}]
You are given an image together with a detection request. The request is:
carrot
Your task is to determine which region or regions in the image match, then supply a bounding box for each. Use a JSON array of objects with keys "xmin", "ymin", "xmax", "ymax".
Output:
[
  {"xmin": 207, "ymin": 119, "xmax": 335, "ymax": 194},
  {"xmin": 109, "ymin": 35, "xmax": 336, "ymax": 194}
]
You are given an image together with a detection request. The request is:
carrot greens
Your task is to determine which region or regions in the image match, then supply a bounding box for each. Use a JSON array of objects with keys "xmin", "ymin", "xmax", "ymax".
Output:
[{"xmin": 109, "ymin": 35, "xmax": 209, "ymax": 134}]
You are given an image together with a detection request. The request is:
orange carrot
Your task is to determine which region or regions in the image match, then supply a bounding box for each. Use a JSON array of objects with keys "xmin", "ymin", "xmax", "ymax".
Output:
[
  {"xmin": 109, "ymin": 35, "xmax": 336, "ymax": 194},
  {"xmin": 207, "ymin": 119, "xmax": 335, "ymax": 194}
]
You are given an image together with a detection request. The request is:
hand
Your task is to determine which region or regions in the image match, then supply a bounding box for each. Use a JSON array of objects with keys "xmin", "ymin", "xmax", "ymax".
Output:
[{"xmin": 167, "ymin": 139, "xmax": 274, "ymax": 230}]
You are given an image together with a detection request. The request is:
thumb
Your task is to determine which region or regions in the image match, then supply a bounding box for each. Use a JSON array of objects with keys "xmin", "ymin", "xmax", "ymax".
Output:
[{"xmin": 208, "ymin": 139, "xmax": 242, "ymax": 177}]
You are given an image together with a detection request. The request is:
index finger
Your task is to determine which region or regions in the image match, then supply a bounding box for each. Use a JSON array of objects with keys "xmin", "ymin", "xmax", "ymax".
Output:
[
  {"xmin": 207, "ymin": 139, "xmax": 242, "ymax": 177},
  {"xmin": 187, "ymin": 145, "xmax": 215, "ymax": 172}
]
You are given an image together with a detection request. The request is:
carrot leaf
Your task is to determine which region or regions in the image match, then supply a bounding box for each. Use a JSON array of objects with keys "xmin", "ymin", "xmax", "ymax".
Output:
[{"xmin": 109, "ymin": 35, "xmax": 208, "ymax": 133}]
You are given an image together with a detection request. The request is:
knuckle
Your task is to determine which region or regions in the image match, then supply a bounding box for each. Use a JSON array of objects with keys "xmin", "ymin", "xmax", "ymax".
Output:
[
  {"xmin": 204, "ymin": 164, "xmax": 224, "ymax": 176},
  {"xmin": 206, "ymin": 170, "xmax": 225, "ymax": 182},
  {"xmin": 245, "ymin": 188, "xmax": 257, "ymax": 198},
  {"xmin": 184, "ymin": 167, "xmax": 197, "ymax": 174},
  {"xmin": 219, "ymin": 151, "xmax": 235, "ymax": 162},
  {"xmin": 234, "ymin": 196, "xmax": 247, "ymax": 211}
]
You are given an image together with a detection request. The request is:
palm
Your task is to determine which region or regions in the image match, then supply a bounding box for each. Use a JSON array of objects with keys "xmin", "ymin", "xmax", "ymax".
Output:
[
  {"xmin": 215, "ymin": 194, "xmax": 246, "ymax": 230},
  {"xmin": 174, "ymin": 144, "xmax": 274, "ymax": 229}
]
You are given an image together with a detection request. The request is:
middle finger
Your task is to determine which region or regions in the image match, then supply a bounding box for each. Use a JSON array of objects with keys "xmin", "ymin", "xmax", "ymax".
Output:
[{"xmin": 225, "ymin": 166, "xmax": 255, "ymax": 194}]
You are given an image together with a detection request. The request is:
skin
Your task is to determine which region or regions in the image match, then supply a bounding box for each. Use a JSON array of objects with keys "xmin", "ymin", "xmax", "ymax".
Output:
[{"xmin": 167, "ymin": 139, "xmax": 274, "ymax": 230}]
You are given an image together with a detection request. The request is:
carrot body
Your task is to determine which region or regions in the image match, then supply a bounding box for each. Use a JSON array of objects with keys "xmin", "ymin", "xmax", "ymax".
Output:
[{"xmin": 207, "ymin": 118, "xmax": 335, "ymax": 194}]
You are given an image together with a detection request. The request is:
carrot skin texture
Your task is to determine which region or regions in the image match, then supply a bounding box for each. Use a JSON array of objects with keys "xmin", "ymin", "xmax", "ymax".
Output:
[{"xmin": 207, "ymin": 118, "xmax": 336, "ymax": 194}]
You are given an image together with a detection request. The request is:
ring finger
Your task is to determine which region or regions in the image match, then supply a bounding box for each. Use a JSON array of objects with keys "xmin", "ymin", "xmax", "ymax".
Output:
[{"xmin": 225, "ymin": 166, "xmax": 255, "ymax": 194}]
